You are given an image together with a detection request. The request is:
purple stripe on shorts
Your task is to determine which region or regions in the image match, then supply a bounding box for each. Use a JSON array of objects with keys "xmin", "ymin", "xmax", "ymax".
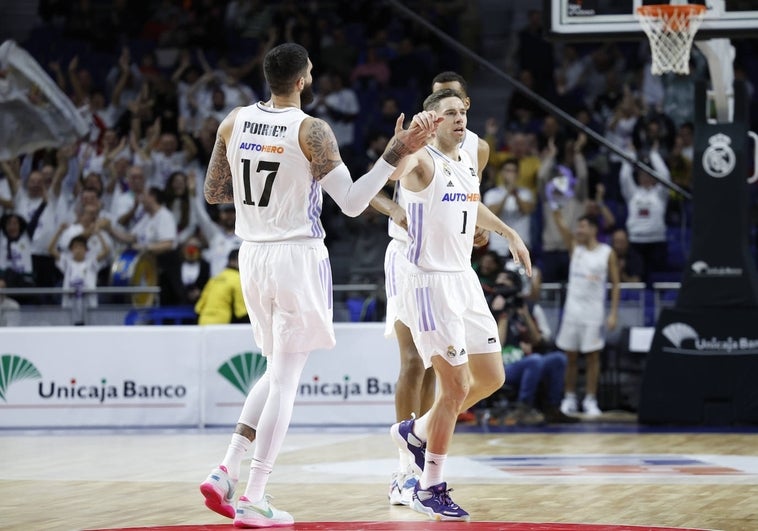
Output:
[
  {"xmin": 415, "ymin": 286, "xmax": 435, "ymax": 332},
  {"xmin": 318, "ymin": 257, "xmax": 332, "ymax": 309},
  {"xmin": 323, "ymin": 257, "xmax": 333, "ymax": 309},
  {"xmin": 423, "ymin": 286, "xmax": 436, "ymax": 331},
  {"xmin": 387, "ymin": 251, "xmax": 397, "ymax": 297}
]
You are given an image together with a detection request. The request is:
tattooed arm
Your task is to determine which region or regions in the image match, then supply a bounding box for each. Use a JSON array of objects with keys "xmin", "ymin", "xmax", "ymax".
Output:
[
  {"xmin": 301, "ymin": 117, "xmax": 343, "ymax": 181},
  {"xmin": 204, "ymin": 108, "xmax": 239, "ymax": 204},
  {"xmin": 308, "ymin": 112, "xmax": 440, "ymax": 217}
]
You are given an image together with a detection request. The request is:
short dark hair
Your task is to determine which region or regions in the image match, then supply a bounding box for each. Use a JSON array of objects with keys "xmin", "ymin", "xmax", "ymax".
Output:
[
  {"xmin": 423, "ymin": 88, "xmax": 464, "ymax": 112},
  {"xmin": 578, "ymin": 214, "xmax": 599, "ymax": 229},
  {"xmin": 431, "ymin": 71, "xmax": 468, "ymax": 96},
  {"xmin": 69, "ymin": 235, "xmax": 88, "ymax": 250},
  {"xmin": 264, "ymin": 43, "xmax": 309, "ymax": 96},
  {"xmin": 148, "ymin": 186, "xmax": 165, "ymax": 205}
]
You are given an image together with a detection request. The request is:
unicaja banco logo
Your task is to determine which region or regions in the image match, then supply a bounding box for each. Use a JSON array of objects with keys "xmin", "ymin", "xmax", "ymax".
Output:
[
  {"xmin": 691, "ymin": 260, "xmax": 742, "ymax": 277},
  {"xmin": 0, "ymin": 354, "xmax": 41, "ymax": 402},
  {"xmin": 662, "ymin": 322, "xmax": 758, "ymax": 353},
  {"xmin": 218, "ymin": 352, "xmax": 267, "ymax": 396},
  {"xmin": 662, "ymin": 323, "xmax": 699, "ymax": 349}
]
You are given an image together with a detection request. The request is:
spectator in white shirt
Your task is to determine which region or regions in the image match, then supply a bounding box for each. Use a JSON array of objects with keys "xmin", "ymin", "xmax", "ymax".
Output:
[
  {"xmin": 484, "ymin": 158, "xmax": 535, "ymax": 258},
  {"xmin": 619, "ymin": 149, "xmax": 671, "ymax": 281},
  {"xmin": 110, "ymin": 165, "xmax": 147, "ymax": 231},
  {"xmin": 103, "ymin": 186, "xmax": 177, "ymax": 255},
  {"xmin": 195, "ymin": 202, "xmax": 241, "ymax": 277}
]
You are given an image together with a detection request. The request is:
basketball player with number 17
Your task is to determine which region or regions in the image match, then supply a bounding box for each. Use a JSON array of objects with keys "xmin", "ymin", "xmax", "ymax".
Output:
[{"xmin": 198, "ymin": 43, "xmax": 441, "ymax": 528}]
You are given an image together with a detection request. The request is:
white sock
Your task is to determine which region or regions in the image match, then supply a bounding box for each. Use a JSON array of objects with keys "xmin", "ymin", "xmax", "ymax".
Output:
[
  {"xmin": 221, "ymin": 433, "xmax": 252, "ymax": 481},
  {"xmin": 565, "ymin": 392, "xmax": 577, "ymax": 399},
  {"xmin": 243, "ymin": 350, "xmax": 309, "ymax": 502},
  {"xmin": 413, "ymin": 414, "xmax": 428, "ymax": 441},
  {"xmin": 398, "ymin": 448, "xmax": 412, "ymax": 473},
  {"xmin": 420, "ymin": 451, "xmax": 446, "ymax": 489}
]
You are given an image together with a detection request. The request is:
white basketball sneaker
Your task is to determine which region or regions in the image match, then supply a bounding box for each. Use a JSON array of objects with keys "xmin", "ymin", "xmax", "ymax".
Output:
[
  {"xmin": 234, "ymin": 494, "xmax": 294, "ymax": 528},
  {"xmin": 560, "ymin": 393, "xmax": 578, "ymax": 415},
  {"xmin": 582, "ymin": 395, "xmax": 603, "ymax": 417},
  {"xmin": 200, "ymin": 465, "xmax": 237, "ymax": 519}
]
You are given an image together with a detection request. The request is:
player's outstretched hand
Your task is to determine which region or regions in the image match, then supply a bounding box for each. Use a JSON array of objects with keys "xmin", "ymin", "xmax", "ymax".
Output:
[
  {"xmin": 395, "ymin": 111, "xmax": 442, "ymax": 151},
  {"xmin": 382, "ymin": 112, "xmax": 442, "ymax": 167},
  {"xmin": 508, "ymin": 233, "xmax": 533, "ymax": 277}
]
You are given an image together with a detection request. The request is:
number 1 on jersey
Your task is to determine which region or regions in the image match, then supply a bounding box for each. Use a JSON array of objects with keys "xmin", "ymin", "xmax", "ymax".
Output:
[
  {"xmin": 241, "ymin": 159, "xmax": 280, "ymax": 207},
  {"xmin": 461, "ymin": 210, "xmax": 468, "ymax": 234}
]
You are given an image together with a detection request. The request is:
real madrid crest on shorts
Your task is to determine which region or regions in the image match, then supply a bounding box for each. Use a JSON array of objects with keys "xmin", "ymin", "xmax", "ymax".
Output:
[
  {"xmin": 702, "ymin": 133, "xmax": 736, "ymax": 178},
  {"xmin": 446, "ymin": 345, "xmax": 457, "ymax": 358}
]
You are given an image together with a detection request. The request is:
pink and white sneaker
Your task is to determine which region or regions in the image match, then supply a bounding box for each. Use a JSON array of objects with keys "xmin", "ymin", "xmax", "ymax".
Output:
[{"xmin": 200, "ymin": 465, "xmax": 237, "ymax": 519}]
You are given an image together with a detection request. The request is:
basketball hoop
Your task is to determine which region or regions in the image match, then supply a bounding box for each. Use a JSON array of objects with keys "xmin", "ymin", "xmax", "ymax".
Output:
[{"xmin": 636, "ymin": 4, "xmax": 707, "ymax": 75}]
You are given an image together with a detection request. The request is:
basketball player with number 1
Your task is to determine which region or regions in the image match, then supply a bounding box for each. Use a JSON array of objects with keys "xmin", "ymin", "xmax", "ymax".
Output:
[{"xmin": 390, "ymin": 88, "xmax": 531, "ymax": 521}]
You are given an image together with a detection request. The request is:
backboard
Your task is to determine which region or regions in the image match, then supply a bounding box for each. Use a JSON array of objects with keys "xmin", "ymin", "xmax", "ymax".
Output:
[{"xmin": 544, "ymin": 0, "xmax": 758, "ymax": 41}]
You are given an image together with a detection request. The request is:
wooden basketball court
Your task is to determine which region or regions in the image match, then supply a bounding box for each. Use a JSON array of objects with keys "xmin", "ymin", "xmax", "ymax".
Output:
[{"xmin": 2, "ymin": 424, "xmax": 757, "ymax": 530}]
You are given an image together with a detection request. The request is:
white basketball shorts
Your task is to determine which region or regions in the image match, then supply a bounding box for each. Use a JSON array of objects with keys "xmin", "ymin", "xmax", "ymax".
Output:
[
  {"xmin": 383, "ymin": 238, "xmax": 410, "ymax": 338},
  {"xmin": 400, "ymin": 267, "xmax": 501, "ymax": 369},
  {"xmin": 555, "ymin": 319, "xmax": 605, "ymax": 353},
  {"xmin": 238, "ymin": 240, "xmax": 336, "ymax": 355}
]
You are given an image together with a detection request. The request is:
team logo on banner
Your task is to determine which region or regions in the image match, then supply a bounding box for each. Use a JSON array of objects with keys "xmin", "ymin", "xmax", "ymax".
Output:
[
  {"xmin": 662, "ymin": 323, "xmax": 698, "ymax": 349},
  {"xmin": 691, "ymin": 260, "xmax": 742, "ymax": 277},
  {"xmin": 0, "ymin": 355, "xmax": 41, "ymax": 401},
  {"xmin": 662, "ymin": 322, "xmax": 758, "ymax": 354},
  {"xmin": 702, "ymin": 133, "xmax": 736, "ymax": 178},
  {"xmin": 218, "ymin": 352, "xmax": 267, "ymax": 396}
]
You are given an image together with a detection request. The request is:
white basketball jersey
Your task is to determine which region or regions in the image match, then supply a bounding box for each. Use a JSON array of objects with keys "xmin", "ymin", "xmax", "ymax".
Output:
[
  {"xmin": 402, "ymin": 145, "xmax": 480, "ymax": 272},
  {"xmin": 459, "ymin": 128, "xmax": 480, "ymax": 176},
  {"xmin": 563, "ymin": 243, "xmax": 612, "ymax": 324},
  {"xmin": 387, "ymin": 129, "xmax": 479, "ymax": 245},
  {"xmin": 227, "ymin": 103, "xmax": 325, "ymax": 242}
]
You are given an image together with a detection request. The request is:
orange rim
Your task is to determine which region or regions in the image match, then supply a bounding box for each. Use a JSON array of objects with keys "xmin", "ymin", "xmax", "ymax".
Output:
[{"xmin": 636, "ymin": 4, "xmax": 706, "ymax": 31}]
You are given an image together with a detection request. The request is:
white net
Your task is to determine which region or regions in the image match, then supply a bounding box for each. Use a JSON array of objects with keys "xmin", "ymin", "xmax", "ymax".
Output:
[{"xmin": 636, "ymin": 5, "xmax": 707, "ymax": 75}]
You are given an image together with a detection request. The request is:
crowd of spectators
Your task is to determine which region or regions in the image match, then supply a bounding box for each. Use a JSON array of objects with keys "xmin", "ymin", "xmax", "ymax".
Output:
[
  {"xmin": 480, "ymin": 13, "xmax": 757, "ymax": 287},
  {"xmin": 0, "ymin": 0, "xmax": 470, "ymax": 318},
  {"xmin": 1, "ymin": 2, "xmax": 757, "ymax": 326}
]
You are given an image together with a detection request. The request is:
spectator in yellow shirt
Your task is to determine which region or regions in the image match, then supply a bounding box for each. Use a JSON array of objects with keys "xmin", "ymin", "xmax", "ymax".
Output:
[{"xmin": 194, "ymin": 249, "xmax": 248, "ymax": 325}]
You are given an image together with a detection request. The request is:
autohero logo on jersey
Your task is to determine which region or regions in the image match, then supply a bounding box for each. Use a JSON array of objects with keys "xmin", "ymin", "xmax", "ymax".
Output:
[
  {"xmin": 299, "ymin": 374, "xmax": 395, "ymax": 400},
  {"xmin": 239, "ymin": 142, "xmax": 284, "ymax": 154},
  {"xmin": 441, "ymin": 192, "xmax": 480, "ymax": 202},
  {"xmin": 691, "ymin": 260, "xmax": 743, "ymax": 277},
  {"xmin": 662, "ymin": 322, "xmax": 758, "ymax": 354}
]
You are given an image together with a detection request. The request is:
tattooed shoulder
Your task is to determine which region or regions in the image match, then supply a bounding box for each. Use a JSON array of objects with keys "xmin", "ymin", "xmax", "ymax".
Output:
[{"xmin": 304, "ymin": 118, "xmax": 341, "ymax": 180}]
